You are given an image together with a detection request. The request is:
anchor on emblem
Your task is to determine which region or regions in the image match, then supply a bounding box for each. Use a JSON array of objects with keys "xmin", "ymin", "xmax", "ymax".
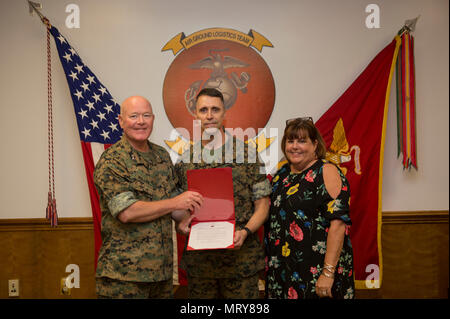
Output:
[{"xmin": 185, "ymin": 48, "xmax": 251, "ymax": 116}]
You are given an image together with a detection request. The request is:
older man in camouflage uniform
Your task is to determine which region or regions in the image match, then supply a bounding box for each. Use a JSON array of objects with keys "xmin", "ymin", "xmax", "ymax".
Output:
[
  {"xmin": 175, "ymin": 88, "xmax": 271, "ymax": 298},
  {"xmin": 94, "ymin": 96, "xmax": 202, "ymax": 298}
]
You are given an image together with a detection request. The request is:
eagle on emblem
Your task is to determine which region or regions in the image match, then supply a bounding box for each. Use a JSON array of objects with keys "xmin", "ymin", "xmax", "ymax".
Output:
[{"xmin": 185, "ymin": 49, "xmax": 251, "ymax": 116}]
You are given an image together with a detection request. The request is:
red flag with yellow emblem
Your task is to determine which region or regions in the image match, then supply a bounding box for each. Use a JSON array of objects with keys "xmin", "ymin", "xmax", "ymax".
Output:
[{"xmin": 315, "ymin": 37, "xmax": 401, "ymax": 289}]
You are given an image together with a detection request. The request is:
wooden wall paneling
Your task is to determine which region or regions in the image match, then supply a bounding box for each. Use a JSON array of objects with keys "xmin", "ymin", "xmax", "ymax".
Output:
[
  {"xmin": 356, "ymin": 211, "xmax": 449, "ymax": 299},
  {"xmin": 0, "ymin": 229, "xmax": 15, "ymax": 298},
  {"xmin": 0, "ymin": 228, "xmax": 38, "ymax": 298},
  {"xmin": 0, "ymin": 218, "xmax": 96, "ymax": 299},
  {"xmin": 68, "ymin": 229, "xmax": 97, "ymax": 298},
  {"xmin": 1, "ymin": 212, "xmax": 448, "ymax": 299},
  {"xmin": 381, "ymin": 222, "xmax": 448, "ymax": 298}
]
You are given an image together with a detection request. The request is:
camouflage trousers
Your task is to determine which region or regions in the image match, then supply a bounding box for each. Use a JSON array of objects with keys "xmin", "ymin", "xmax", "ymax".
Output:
[
  {"xmin": 187, "ymin": 273, "xmax": 260, "ymax": 299},
  {"xmin": 96, "ymin": 277, "xmax": 173, "ymax": 299}
]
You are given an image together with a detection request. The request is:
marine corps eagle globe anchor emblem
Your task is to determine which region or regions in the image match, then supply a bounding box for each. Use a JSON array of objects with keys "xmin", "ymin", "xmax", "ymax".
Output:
[
  {"xmin": 162, "ymin": 28, "xmax": 276, "ymax": 156},
  {"xmin": 185, "ymin": 49, "xmax": 251, "ymax": 116}
]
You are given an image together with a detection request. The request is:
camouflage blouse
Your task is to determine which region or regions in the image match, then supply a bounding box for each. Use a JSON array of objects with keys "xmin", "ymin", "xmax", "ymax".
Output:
[
  {"xmin": 93, "ymin": 136, "xmax": 178, "ymax": 282},
  {"xmin": 175, "ymin": 136, "xmax": 271, "ymax": 278}
]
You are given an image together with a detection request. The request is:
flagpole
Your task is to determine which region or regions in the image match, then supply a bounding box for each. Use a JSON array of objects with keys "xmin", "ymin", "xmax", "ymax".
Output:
[
  {"xmin": 397, "ymin": 15, "xmax": 420, "ymax": 36},
  {"xmin": 27, "ymin": 0, "xmax": 50, "ymax": 26}
]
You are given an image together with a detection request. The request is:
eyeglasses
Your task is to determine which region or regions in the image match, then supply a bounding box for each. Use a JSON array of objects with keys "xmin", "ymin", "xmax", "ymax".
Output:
[
  {"xmin": 128, "ymin": 113, "xmax": 155, "ymax": 120},
  {"xmin": 285, "ymin": 117, "xmax": 313, "ymax": 126}
]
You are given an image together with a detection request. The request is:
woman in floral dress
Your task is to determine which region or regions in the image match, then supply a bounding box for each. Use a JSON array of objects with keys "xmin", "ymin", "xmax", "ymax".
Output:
[{"xmin": 265, "ymin": 118, "xmax": 354, "ymax": 299}]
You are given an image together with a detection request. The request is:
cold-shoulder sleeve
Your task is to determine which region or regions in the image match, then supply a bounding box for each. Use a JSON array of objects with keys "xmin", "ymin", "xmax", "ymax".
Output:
[{"xmin": 318, "ymin": 164, "xmax": 352, "ymax": 225}]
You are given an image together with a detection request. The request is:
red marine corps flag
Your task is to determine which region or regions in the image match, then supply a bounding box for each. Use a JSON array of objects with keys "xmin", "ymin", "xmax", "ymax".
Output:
[{"xmin": 315, "ymin": 37, "xmax": 401, "ymax": 289}]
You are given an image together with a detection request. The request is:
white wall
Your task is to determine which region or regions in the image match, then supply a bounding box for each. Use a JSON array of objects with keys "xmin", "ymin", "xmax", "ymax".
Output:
[{"xmin": 0, "ymin": 0, "xmax": 448, "ymax": 218}]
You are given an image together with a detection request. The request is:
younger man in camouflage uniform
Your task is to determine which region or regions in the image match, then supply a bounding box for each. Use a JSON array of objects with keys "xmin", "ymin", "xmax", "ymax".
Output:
[
  {"xmin": 175, "ymin": 88, "xmax": 271, "ymax": 298},
  {"xmin": 94, "ymin": 96, "xmax": 202, "ymax": 298}
]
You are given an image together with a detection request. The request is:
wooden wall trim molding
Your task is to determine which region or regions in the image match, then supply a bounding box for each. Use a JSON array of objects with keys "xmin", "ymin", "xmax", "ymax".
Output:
[
  {"xmin": 382, "ymin": 210, "xmax": 449, "ymax": 224},
  {"xmin": 0, "ymin": 217, "xmax": 94, "ymax": 232},
  {"xmin": 0, "ymin": 211, "xmax": 447, "ymax": 231}
]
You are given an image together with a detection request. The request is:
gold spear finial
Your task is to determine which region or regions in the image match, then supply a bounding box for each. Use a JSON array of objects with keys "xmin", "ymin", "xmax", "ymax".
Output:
[{"xmin": 398, "ymin": 15, "xmax": 420, "ymax": 36}]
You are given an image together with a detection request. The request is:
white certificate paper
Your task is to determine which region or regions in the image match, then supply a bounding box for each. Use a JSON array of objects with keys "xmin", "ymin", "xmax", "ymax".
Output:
[{"xmin": 187, "ymin": 221, "xmax": 235, "ymax": 250}]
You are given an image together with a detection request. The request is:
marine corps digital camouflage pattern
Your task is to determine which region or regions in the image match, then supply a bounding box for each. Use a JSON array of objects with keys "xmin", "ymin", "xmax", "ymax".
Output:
[
  {"xmin": 94, "ymin": 136, "xmax": 178, "ymax": 283},
  {"xmin": 175, "ymin": 135, "xmax": 271, "ymax": 279},
  {"xmin": 96, "ymin": 277, "xmax": 173, "ymax": 299},
  {"xmin": 187, "ymin": 273, "xmax": 260, "ymax": 299}
]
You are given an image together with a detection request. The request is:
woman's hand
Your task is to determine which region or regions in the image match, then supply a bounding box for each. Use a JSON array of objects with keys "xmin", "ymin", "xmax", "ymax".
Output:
[
  {"xmin": 232, "ymin": 229, "xmax": 248, "ymax": 249},
  {"xmin": 316, "ymin": 273, "xmax": 334, "ymax": 298}
]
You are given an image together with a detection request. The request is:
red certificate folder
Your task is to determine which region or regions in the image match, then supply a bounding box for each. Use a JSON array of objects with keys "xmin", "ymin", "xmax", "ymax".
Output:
[{"xmin": 186, "ymin": 167, "xmax": 235, "ymax": 250}]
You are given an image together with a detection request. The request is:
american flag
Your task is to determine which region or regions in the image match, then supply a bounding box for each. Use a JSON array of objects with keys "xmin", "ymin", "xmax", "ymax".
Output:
[{"xmin": 49, "ymin": 25, "xmax": 122, "ymax": 266}]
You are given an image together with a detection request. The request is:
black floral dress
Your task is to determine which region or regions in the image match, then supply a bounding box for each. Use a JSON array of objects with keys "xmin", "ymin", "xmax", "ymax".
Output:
[{"xmin": 264, "ymin": 160, "xmax": 354, "ymax": 299}]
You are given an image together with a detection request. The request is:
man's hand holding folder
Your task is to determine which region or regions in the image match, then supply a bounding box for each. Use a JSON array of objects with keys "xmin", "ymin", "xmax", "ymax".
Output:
[{"xmin": 179, "ymin": 167, "xmax": 236, "ymax": 251}]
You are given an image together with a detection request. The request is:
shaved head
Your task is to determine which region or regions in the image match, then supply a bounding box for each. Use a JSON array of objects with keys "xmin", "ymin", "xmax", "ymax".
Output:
[
  {"xmin": 121, "ymin": 96, "xmax": 153, "ymax": 116},
  {"xmin": 118, "ymin": 95, "xmax": 155, "ymax": 152}
]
